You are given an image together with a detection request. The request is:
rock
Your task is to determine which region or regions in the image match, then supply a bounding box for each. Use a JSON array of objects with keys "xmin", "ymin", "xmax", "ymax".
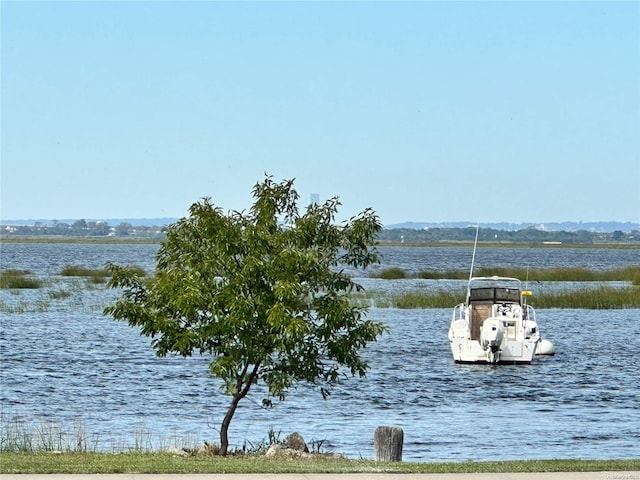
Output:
[
  {"xmin": 265, "ymin": 433, "xmax": 313, "ymax": 459},
  {"xmin": 265, "ymin": 443, "xmax": 309, "ymax": 458},
  {"xmin": 265, "ymin": 444, "xmax": 283, "ymax": 457},
  {"xmin": 164, "ymin": 446, "xmax": 189, "ymax": 457},
  {"xmin": 285, "ymin": 432, "xmax": 309, "ymax": 453}
]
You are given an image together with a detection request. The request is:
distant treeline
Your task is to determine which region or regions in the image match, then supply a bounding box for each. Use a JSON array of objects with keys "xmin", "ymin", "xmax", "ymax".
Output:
[
  {"xmin": 376, "ymin": 226, "xmax": 639, "ymax": 244},
  {"xmin": 2, "ymin": 221, "xmax": 639, "ymax": 244},
  {"xmin": 1, "ymin": 220, "xmax": 164, "ymax": 239}
]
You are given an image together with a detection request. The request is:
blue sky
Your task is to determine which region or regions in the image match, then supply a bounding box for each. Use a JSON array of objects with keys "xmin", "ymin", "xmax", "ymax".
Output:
[{"xmin": 2, "ymin": 1, "xmax": 639, "ymax": 225}]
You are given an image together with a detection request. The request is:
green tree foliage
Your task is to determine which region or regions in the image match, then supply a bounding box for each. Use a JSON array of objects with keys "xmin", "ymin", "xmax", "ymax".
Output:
[{"xmin": 104, "ymin": 176, "xmax": 385, "ymax": 455}]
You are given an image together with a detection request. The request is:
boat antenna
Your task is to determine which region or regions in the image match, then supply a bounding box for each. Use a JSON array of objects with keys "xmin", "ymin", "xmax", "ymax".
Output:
[{"xmin": 468, "ymin": 223, "xmax": 480, "ymax": 284}]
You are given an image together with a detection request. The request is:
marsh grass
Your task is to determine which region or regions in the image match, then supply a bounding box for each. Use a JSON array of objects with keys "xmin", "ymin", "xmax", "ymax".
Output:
[
  {"xmin": 375, "ymin": 267, "xmax": 408, "ymax": 279},
  {"xmin": 391, "ymin": 290, "xmax": 463, "ymax": 309},
  {"xmin": 415, "ymin": 269, "xmax": 468, "ymax": 279},
  {"xmin": 350, "ymin": 289, "xmax": 392, "ymax": 308},
  {"xmin": 60, "ymin": 266, "xmax": 110, "ymax": 278},
  {"xmin": 380, "ymin": 286, "xmax": 639, "ymax": 309},
  {"xmin": 0, "ymin": 299, "xmax": 51, "ymax": 313},
  {"xmin": 532, "ymin": 286, "xmax": 640, "ymax": 309},
  {"xmin": 58, "ymin": 265, "xmax": 146, "ymax": 284},
  {"xmin": 476, "ymin": 265, "xmax": 640, "ymax": 283},
  {"xmin": 48, "ymin": 289, "xmax": 72, "ymax": 300},
  {"xmin": 371, "ymin": 266, "xmax": 640, "ymax": 283},
  {"xmin": 0, "ymin": 270, "xmax": 43, "ymax": 289}
]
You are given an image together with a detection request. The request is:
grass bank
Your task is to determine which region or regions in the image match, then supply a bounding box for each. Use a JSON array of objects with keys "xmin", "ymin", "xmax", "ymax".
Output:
[{"xmin": 0, "ymin": 452, "xmax": 638, "ymax": 474}]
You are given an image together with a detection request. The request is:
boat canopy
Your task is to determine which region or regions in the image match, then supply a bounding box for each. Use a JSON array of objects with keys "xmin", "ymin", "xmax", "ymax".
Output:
[
  {"xmin": 467, "ymin": 276, "xmax": 522, "ymax": 304},
  {"xmin": 469, "ymin": 287, "xmax": 521, "ymax": 303}
]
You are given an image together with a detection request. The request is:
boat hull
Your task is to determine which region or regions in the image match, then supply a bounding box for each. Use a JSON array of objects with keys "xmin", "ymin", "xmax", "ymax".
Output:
[{"xmin": 449, "ymin": 338, "xmax": 538, "ymax": 364}]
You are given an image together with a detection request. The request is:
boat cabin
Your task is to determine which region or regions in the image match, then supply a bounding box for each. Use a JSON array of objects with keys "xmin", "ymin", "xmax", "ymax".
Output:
[{"xmin": 466, "ymin": 278, "xmax": 524, "ymax": 341}]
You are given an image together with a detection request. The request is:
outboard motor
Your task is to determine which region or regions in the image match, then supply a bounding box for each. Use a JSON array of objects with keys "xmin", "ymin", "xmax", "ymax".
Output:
[{"xmin": 481, "ymin": 317, "xmax": 505, "ymax": 363}]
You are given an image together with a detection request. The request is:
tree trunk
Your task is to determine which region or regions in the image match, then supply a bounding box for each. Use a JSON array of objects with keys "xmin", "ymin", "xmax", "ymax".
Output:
[
  {"xmin": 374, "ymin": 426, "xmax": 403, "ymax": 462},
  {"xmin": 219, "ymin": 361, "xmax": 261, "ymax": 456},
  {"xmin": 220, "ymin": 394, "xmax": 241, "ymax": 456}
]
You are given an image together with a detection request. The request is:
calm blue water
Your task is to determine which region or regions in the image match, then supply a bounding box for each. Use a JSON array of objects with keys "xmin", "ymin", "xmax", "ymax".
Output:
[{"xmin": 1, "ymin": 243, "xmax": 639, "ymax": 461}]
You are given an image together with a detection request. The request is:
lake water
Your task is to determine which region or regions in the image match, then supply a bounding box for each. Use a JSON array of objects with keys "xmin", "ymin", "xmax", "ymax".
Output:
[{"xmin": 1, "ymin": 242, "xmax": 639, "ymax": 461}]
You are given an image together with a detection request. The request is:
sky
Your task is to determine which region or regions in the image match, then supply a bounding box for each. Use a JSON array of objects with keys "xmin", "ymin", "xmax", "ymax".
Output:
[{"xmin": 1, "ymin": 1, "xmax": 639, "ymax": 226}]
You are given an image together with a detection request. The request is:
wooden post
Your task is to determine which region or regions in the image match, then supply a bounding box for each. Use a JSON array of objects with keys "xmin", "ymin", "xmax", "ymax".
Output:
[{"xmin": 374, "ymin": 426, "xmax": 403, "ymax": 462}]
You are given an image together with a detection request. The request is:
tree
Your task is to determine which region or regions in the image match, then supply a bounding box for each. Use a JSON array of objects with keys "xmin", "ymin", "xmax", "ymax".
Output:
[
  {"xmin": 73, "ymin": 219, "xmax": 88, "ymax": 230},
  {"xmin": 104, "ymin": 176, "xmax": 385, "ymax": 455},
  {"xmin": 115, "ymin": 222, "xmax": 132, "ymax": 236}
]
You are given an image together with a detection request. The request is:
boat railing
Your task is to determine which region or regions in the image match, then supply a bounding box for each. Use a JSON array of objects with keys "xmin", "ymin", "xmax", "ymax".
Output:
[
  {"xmin": 452, "ymin": 303, "xmax": 466, "ymax": 322},
  {"xmin": 524, "ymin": 304, "xmax": 536, "ymax": 322}
]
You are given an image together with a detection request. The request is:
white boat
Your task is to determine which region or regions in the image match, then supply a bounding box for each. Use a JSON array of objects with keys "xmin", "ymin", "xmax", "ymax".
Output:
[{"xmin": 448, "ymin": 276, "xmax": 554, "ymax": 364}]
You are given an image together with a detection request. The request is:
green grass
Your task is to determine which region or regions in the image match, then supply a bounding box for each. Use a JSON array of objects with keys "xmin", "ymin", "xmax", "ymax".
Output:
[
  {"xmin": 0, "ymin": 452, "xmax": 637, "ymax": 474},
  {"xmin": 0, "ymin": 270, "xmax": 43, "ymax": 289}
]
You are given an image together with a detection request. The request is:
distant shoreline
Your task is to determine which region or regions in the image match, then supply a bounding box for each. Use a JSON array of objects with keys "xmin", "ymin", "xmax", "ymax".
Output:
[
  {"xmin": 0, "ymin": 236, "xmax": 161, "ymax": 244},
  {"xmin": 1, "ymin": 235, "xmax": 639, "ymax": 249}
]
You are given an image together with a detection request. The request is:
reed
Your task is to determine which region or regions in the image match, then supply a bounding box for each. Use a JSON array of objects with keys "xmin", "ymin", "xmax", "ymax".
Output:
[
  {"xmin": 0, "ymin": 417, "xmax": 197, "ymax": 454},
  {"xmin": 383, "ymin": 286, "xmax": 639, "ymax": 309},
  {"xmin": 416, "ymin": 270, "xmax": 467, "ymax": 279},
  {"xmin": 375, "ymin": 267, "xmax": 408, "ymax": 279},
  {"xmin": 48, "ymin": 289, "xmax": 72, "ymax": 300},
  {"xmin": 0, "ymin": 270, "xmax": 43, "ymax": 289},
  {"xmin": 532, "ymin": 286, "xmax": 640, "ymax": 309},
  {"xmin": 370, "ymin": 266, "xmax": 640, "ymax": 282},
  {"xmin": 0, "ymin": 418, "xmax": 95, "ymax": 453},
  {"xmin": 59, "ymin": 266, "xmax": 110, "ymax": 278},
  {"xmin": 349, "ymin": 290, "xmax": 390, "ymax": 308},
  {"xmin": 475, "ymin": 266, "xmax": 640, "ymax": 282},
  {"xmin": 0, "ymin": 299, "xmax": 52, "ymax": 313},
  {"xmin": 392, "ymin": 290, "xmax": 464, "ymax": 309},
  {"xmin": 59, "ymin": 265, "xmax": 146, "ymax": 281}
]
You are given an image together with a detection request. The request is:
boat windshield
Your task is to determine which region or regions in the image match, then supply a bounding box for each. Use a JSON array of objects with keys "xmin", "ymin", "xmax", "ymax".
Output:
[{"xmin": 469, "ymin": 287, "xmax": 520, "ymax": 303}]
